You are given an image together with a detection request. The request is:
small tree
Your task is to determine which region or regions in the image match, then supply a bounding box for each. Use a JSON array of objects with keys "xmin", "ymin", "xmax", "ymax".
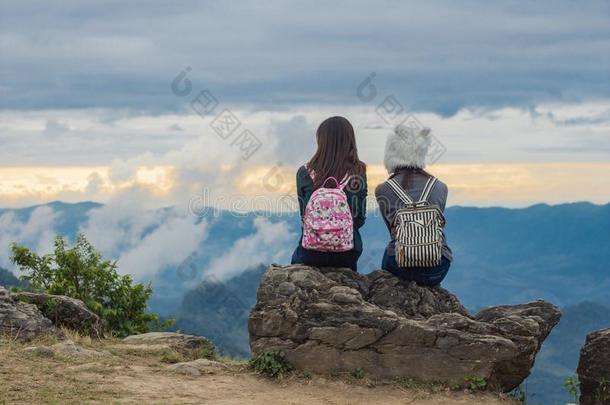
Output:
[{"xmin": 11, "ymin": 234, "xmax": 170, "ymax": 337}]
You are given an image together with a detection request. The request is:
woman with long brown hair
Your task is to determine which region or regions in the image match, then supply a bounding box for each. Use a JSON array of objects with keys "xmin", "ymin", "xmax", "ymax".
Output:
[{"xmin": 291, "ymin": 116, "xmax": 367, "ymax": 271}]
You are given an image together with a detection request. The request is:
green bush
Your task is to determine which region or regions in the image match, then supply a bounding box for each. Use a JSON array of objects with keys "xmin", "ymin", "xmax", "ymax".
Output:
[
  {"xmin": 11, "ymin": 234, "xmax": 172, "ymax": 337},
  {"xmin": 564, "ymin": 375, "xmax": 580, "ymax": 403},
  {"xmin": 350, "ymin": 367, "xmax": 365, "ymax": 380},
  {"xmin": 248, "ymin": 350, "xmax": 292, "ymax": 378},
  {"xmin": 464, "ymin": 375, "xmax": 487, "ymax": 391}
]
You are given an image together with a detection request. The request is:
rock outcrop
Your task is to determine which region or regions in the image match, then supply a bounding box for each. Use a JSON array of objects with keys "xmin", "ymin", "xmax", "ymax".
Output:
[
  {"xmin": 122, "ymin": 332, "xmax": 217, "ymax": 358},
  {"xmin": 577, "ymin": 328, "xmax": 610, "ymax": 405},
  {"xmin": 0, "ymin": 286, "xmax": 62, "ymax": 340},
  {"xmin": 25, "ymin": 340, "xmax": 115, "ymax": 360},
  {"xmin": 0, "ymin": 286, "xmax": 101, "ymax": 339},
  {"xmin": 167, "ymin": 358, "xmax": 229, "ymax": 376},
  {"xmin": 14, "ymin": 291, "xmax": 102, "ymax": 337},
  {"xmin": 249, "ymin": 264, "xmax": 561, "ymax": 392}
]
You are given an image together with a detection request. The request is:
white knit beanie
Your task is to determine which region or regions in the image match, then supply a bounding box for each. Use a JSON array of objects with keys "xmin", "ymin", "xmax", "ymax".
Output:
[{"xmin": 383, "ymin": 124, "xmax": 431, "ymax": 173}]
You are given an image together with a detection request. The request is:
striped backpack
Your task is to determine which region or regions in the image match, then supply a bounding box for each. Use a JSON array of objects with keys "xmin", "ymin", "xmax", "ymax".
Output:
[
  {"xmin": 301, "ymin": 175, "xmax": 354, "ymax": 252},
  {"xmin": 386, "ymin": 176, "xmax": 445, "ymax": 268}
]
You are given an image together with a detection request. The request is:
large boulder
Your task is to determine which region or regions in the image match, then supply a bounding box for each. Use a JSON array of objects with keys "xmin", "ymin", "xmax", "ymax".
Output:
[
  {"xmin": 0, "ymin": 286, "xmax": 62, "ymax": 340},
  {"xmin": 249, "ymin": 264, "xmax": 561, "ymax": 392},
  {"xmin": 577, "ymin": 328, "xmax": 610, "ymax": 405},
  {"xmin": 14, "ymin": 291, "xmax": 102, "ymax": 337},
  {"xmin": 0, "ymin": 286, "xmax": 101, "ymax": 339}
]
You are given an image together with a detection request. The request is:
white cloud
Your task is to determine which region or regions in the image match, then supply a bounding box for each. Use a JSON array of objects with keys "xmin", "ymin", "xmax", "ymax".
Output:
[
  {"xmin": 116, "ymin": 214, "xmax": 208, "ymax": 280},
  {"xmin": 0, "ymin": 189, "xmax": 209, "ymax": 281},
  {"xmin": 0, "ymin": 206, "xmax": 59, "ymax": 271},
  {"xmin": 270, "ymin": 114, "xmax": 316, "ymax": 163},
  {"xmin": 2, "ymin": 100, "xmax": 610, "ymax": 208},
  {"xmin": 79, "ymin": 191, "xmax": 167, "ymax": 258},
  {"xmin": 206, "ymin": 217, "xmax": 295, "ymax": 281},
  {"xmin": 44, "ymin": 118, "xmax": 70, "ymax": 137},
  {"xmin": 78, "ymin": 189, "xmax": 208, "ymax": 280}
]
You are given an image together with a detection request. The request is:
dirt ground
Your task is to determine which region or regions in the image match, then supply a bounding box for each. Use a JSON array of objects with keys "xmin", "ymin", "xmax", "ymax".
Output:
[{"xmin": 0, "ymin": 334, "xmax": 516, "ymax": 405}]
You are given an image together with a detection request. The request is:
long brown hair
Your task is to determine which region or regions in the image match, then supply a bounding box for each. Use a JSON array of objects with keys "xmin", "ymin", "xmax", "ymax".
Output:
[{"xmin": 307, "ymin": 116, "xmax": 366, "ymax": 190}]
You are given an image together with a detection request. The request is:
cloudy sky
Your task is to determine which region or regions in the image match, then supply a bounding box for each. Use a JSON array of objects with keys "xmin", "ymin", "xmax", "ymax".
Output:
[{"xmin": 1, "ymin": 0, "xmax": 609, "ymax": 209}]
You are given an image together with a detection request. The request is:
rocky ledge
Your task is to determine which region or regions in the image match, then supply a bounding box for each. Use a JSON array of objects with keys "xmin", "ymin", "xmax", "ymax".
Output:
[
  {"xmin": 577, "ymin": 328, "xmax": 610, "ymax": 405},
  {"xmin": 0, "ymin": 286, "xmax": 101, "ymax": 339},
  {"xmin": 249, "ymin": 264, "xmax": 561, "ymax": 392},
  {"xmin": 122, "ymin": 331, "xmax": 217, "ymax": 357}
]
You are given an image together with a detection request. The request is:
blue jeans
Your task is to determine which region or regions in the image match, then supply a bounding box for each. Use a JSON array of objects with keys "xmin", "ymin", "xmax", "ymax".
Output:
[
  {"xmin": 291, "ymin": 245, "xmax": 361, "ymax": 272},
  {"xmin": 382, "ymin": 247, "xmax": 450, "ymax": 287}
]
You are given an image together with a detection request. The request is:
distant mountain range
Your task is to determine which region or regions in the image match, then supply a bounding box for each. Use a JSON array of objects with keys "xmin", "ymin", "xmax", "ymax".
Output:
[
  {"xmin": 440, "ymin": 203, "xmax": 610, "ymax": 310},
  {"xmin": 1, "ymin": 200, "xmax": 609, "ymax": 403},
  {"xmin": 4, "ymin": 200, "xmax": 608, "ymax": 310},
  {"xmin": 0, "ymin": 266, "xmax": 24, "ymax": 288},
  {"xmin": 0, "ymin": 201, "xmax": 102, "ymax": 238},
  {"xmin": 171, "ymin": 264, "xmax": 266, "ymax": 358}
]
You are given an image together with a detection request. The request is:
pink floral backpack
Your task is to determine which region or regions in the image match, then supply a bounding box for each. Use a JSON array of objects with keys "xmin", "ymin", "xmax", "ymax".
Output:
[{"xmin": 302, "ymin": 170, "xmax": 354, "ymax": 252}]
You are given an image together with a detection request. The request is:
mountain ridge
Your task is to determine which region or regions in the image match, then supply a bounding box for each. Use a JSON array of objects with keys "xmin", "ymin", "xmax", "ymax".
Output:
[{"xmin": 4, "ymin": 199, "xmax": 609, "ymax": 214}]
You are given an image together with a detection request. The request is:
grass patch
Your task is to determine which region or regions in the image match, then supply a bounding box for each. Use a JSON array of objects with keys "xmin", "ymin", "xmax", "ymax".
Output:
[
  {"xmin": 350, "ymin": 367, "xmax": 365, "ymax": 380},
  {"xmin": 217, "ymin": 354, "xmax": 249, "ymax": 366},
  {"xmin": 0, "ymin": 337, "xmax": 123, "ymax": 403},
  {"xmin": 394, "ymin": 376, "xmax": 421, "ymax": 390},
  {"xmin": 188, "ymin": 345, "xmax": 216, "ymax": 361},
  {"xmin": 248, "ymin": 350, "xmax": 292, "ymax": 378},
  {"xmin": 160, "ymin": 350, "xmax": 183, "ymax": 364},
  {"xmin": 394, "ymin": 376, "xmax": 466, "ymax": 393},
  {"xmin": 465, "ymin": 375, "xmax": 487, "ymax": 391}
]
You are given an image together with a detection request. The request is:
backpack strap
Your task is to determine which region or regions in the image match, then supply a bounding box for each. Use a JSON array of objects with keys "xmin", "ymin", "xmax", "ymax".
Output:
[
  {"xmin": 307, "ymin": 165, "xmax": 352, "ymax": 190},
  {"xmin": 418, "ymin": 176, "xmax": 438, "ymax": 203},
  {"xmin": 386, "ymin": 178, "xmax": 414, "ymax": 205},
  {"xmin": 321, "ymin": 177, "xmax": 340, "ymax": 188},
  {"xmin": 337, "ymin": 174, "xmax": 351, "ymax": 190}
]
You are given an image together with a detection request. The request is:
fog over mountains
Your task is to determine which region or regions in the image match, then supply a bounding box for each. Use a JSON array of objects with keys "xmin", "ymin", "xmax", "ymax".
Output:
[
  {"xmin": 1, "ymin": 200, "xmax": 608, "ymax": 403},
  {"xmin": 2, "ymin": 200, "xmax": 608, "ymax": 309}
]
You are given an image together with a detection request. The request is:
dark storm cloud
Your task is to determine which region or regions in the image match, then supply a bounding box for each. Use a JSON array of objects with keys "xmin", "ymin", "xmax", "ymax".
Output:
[{"xmin": 0, "ymin": 0, "xmax": 609, "ymax": 115}]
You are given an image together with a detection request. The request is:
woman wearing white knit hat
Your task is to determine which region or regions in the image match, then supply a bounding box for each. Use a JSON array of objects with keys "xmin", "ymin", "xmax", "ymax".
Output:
[{"xmin": 375, "ymin": 124, "xmax": 453, "ymax": 286}]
